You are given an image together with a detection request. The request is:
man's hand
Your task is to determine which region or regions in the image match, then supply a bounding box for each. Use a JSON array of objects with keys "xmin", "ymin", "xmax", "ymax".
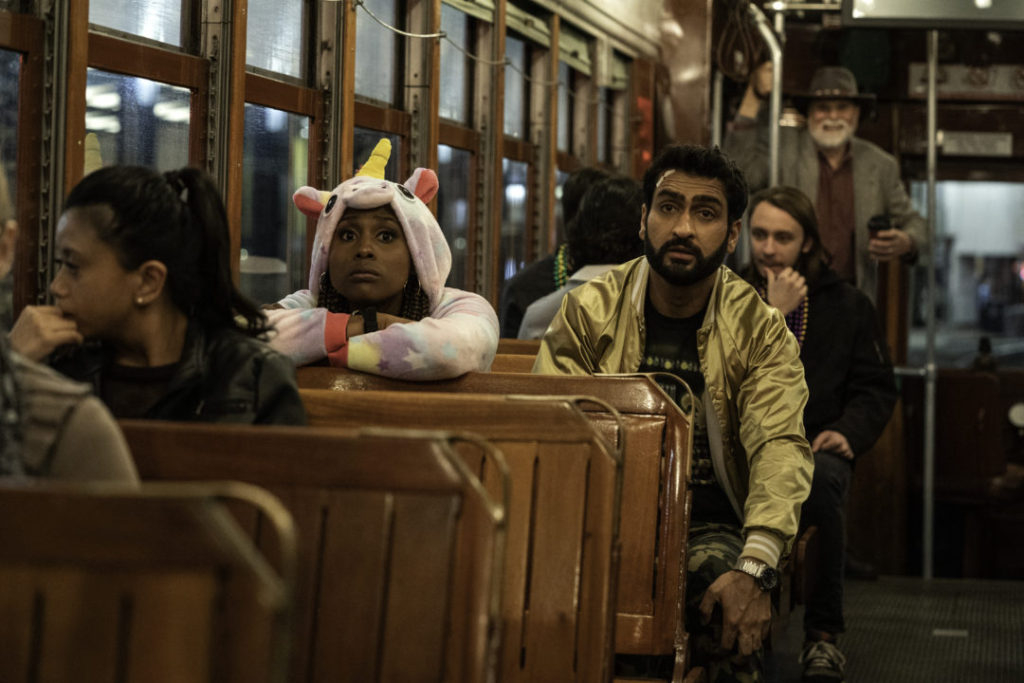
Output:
[
  {"xmin": 812, "ymin": 430, "xmax": 854, "ymax": 460},
  {"xmin": 9, "ymin": 305, "xmax": 83, "ymax": 361},
  {"xmin": 737, "ymin": 61, "xmax": 774, "ymax": 118},
  {"xmin": 765, "ymin": 267, "xmax": 807, "ymax": 316},
  {"xmin": 698, "ymin": 569, "xmax": 772, "ymax": 656},
  {"xmin": 868, "ymin": 229, "xmax": 915, "ymax": 261}
]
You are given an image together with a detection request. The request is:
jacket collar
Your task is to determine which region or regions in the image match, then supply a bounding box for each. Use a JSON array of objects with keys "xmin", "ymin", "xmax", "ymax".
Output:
[{"xmin": 629, "ymin": 258, "xmax": 726, "ymax": 329}]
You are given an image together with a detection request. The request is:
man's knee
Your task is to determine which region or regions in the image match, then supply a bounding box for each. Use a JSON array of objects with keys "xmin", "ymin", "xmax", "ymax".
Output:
[{"xmin": 811, "ymin": 450, "xmax": 852, "ymax": 496}]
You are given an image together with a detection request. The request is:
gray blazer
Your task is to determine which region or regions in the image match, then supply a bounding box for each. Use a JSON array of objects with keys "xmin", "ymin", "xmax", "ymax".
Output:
[{"xmin": 724, "ymin": 117, "xmax": 927, "ymax": 302}]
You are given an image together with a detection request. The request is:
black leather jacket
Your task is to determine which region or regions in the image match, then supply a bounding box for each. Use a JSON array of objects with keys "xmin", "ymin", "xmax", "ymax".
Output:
[{"xmin": 51, "ymin": 323, "xmax": 306, "ymax": 425}]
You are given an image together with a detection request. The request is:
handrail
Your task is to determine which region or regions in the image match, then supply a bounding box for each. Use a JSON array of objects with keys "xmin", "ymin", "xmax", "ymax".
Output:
[{"xmin": 747, "ymin": 3, "xmax": 782, "ymax": 186}]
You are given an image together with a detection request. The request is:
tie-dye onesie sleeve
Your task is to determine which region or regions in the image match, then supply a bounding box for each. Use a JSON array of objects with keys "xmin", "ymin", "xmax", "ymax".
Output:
[
  {"xmin": 345, "ymin": 287, "xmax": 498, "ymax": 380},
  {"xmin": 265, "ymin": 287, "xmax": 498, "ymax": 379}
]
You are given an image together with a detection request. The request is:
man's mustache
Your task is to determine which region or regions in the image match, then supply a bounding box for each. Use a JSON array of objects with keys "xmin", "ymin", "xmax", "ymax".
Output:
[{"xmin": 659, "ymin": 237, "xmax": 699, "ymax": 255}]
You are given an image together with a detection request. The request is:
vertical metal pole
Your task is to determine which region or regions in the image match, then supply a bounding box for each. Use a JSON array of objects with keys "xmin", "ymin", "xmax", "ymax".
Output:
[
  {"xmin": 748, "ymin": 4, "xmax": 781, "ymax": 186},
  {"xmin": 711, "ymin": 69, "xmax": 723, "ymax": 148},
  {"xmin": 923, "ymin": 29, "xmax": 939, "ymax": 580}
]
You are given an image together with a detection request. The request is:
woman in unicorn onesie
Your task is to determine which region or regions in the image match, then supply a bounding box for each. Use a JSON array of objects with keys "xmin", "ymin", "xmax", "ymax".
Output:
[{"xmin": 265, "ymin": 139, "xmax": 499, "ymax": 380}]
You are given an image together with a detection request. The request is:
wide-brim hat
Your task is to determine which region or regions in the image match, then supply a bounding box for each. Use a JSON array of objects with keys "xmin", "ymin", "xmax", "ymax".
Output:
[{"xmin": 790, "ymin": 66, "xmax": 876, "ymax": 118}]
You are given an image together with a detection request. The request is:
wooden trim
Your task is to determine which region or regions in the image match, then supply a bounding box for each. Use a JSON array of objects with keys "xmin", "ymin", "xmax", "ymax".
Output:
[
  {"xmin": 245, "ymin": 73, "xmax": 319, "ymax": 115},
  {"xmin": 340, "ymin": 0, "xmax": 358, "ymax": 182},
  {"xmin": 488, "ymin": 1, "xmax": 506, "ymax": 303},
  {"xmin": 501, "ymin": 136, "xmax": 532, "ymax": 163},
  {"xmin": 556, "ymin": 150, "xmax": 582, "ymax": 173},
  {"xmin": 544, "ymin": 16, "xmax": 560, "ymax": 253},
  {"xmin": 0, "ymin": 12, "xmax": 42, "ymax": 52},
  {"xmin": 6, "ymin": 13, "xmax": 44, "ymax": 313},
  {"xmin": 88, "ymin": 33, "xmax": 206, "ymax": 88},
  {"xmin": 188, "ymin": 75, "xmax": 208, "ymax": 167},
  {"xmin": 353, "ymin": 100, "xmax": 412, "ymax": 136},
  {"xmin": 438, "ymin": 120, "xmax": 479, "ymax": 151},
  {"xmin": 425, "ymin": 0, "xmax": 441, "ymax": 176},
  {"xmin": 305, "ymin": 113, "xmax": 323, "ymax": 274},
  {"xmin": 225, "ymin": 0, "xmax": 248, "ymax": 284},
  {"xmin": 64, "ymin": 0, "xmax": 90, "ymax": 191}
]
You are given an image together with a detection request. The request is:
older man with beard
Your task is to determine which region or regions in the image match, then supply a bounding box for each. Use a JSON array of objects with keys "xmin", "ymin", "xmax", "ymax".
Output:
[
  {"xmin": 724, "ymin": 65, "xmax": 926, "ymax": 303},
  {"xmin": 534, "ymin": 144, "xmax": 813, "ymax": 682}
]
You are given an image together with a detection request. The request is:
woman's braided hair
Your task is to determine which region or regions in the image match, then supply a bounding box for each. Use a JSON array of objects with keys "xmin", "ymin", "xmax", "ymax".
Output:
[{"xmin": 317, "ymin": 270, "xmax": 430, "ymax": 321}]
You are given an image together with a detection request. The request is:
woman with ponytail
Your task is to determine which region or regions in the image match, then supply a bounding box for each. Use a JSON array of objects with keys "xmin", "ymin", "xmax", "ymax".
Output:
[{"xmin": 10, "ymin": 165, "xmax": 305, "ymax": 425}]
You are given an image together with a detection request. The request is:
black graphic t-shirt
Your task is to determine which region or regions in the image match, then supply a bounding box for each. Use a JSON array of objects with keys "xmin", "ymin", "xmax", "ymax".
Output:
[{"xmin": 639, "ymin": 295, "xmax": 738, "ymax": 525}]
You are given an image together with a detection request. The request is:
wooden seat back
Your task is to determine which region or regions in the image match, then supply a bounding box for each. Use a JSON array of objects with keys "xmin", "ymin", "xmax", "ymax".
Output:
[
  {"xmin": 0, "ymin": 480, "xmax": 294, "ymax": 683},
  {"xmin": 489, "ymin": 353, "xmax": 537, "ymax": 373},
  {"xmin": 496, "ymin": 338, "xmax": 542, "ymax": 355},
  {"xmin": 299, "ymin": 388, "xmax": 622, "ymax": 683},
  {"xmin": 904, "ymin": 369, "xmax": 1005, "ymax": 500},
  {"xmin": 296, "ymin": 368, "xmax": 695, "ymax": 676},
  {"xmin": 121, "ymin": 422, "xmax": 505, "ymax": 683}
]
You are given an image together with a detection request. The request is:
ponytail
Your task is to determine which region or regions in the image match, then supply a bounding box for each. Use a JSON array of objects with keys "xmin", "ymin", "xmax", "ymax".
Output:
[
  {"xmin": 65, "ymin": 165, "xmax": 270, "ymax": 338},
  {"xmin": 163, "ymin": 169, "xmax": 271, "ymax": 338}
]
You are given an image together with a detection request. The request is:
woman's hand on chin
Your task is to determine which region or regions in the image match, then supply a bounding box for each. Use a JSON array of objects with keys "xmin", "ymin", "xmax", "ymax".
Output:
[{"xmin": 9, "ymin": 305, "xmax": 84, "ymax": 361}]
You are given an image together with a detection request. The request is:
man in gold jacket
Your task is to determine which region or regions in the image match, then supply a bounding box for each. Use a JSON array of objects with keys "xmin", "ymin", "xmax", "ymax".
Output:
[{"xmin": 534, "ymin": 144, "xmax": 813, "ymax": 682}]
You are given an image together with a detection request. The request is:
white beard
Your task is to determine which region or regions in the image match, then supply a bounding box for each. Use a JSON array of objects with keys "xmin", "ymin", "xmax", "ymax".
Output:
[{"xmin": 809, "ymin": 119, "xmax": 854, "ymax": 150}]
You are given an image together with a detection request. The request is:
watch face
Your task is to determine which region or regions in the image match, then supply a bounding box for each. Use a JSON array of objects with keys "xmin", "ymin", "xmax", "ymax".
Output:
[{"xmin": 759, "ymin": 567, "xmax": 779, "ymax": 591}]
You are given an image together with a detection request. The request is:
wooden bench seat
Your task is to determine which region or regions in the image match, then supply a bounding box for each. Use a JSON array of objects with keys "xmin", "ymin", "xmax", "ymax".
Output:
[
  {"xmin": 121, "ymin": 422, "xmax": 505, "ymax": 683},
  {"xmin": 0, "ymin": 480, "xmax": 294, "ymax": 683},
  {"xmin": 297, "ymin": 368, "xmax": 697, "ymax": 681},
  {"xmin": 299, "ymin": 388, "xmax": 623, "ymax": 683}
]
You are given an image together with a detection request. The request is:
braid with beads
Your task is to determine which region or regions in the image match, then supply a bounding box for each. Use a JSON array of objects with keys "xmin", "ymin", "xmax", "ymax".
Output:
[{"xmin": 317, "ymin": 270, "xmax": 430, "ymax": 322}]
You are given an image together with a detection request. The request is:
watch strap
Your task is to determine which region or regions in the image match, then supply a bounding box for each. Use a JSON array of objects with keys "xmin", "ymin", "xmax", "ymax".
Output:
[{"xmin": 361, "ymin": 307, "xmax": 379, "ymax": 333}]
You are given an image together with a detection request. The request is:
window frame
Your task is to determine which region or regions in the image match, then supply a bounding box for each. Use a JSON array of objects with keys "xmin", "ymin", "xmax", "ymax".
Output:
[
  {"xmin": 438, "ymin": 119, "xmax": 480, "ymax": 290},
  {"xmin": 0, "ymin": 10, "xmax": 44, "ymax": 315}
]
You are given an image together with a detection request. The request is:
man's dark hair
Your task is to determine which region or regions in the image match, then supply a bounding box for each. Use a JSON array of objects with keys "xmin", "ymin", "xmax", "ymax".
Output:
[
  {"xmin": 566, "ymin": 175, "xmax": 643, "ymax": 268},
  {"xmin": 747, "ymin": 185, "xmax": 832, "ymax": 283},
  {"xmin": 562, "ymin": 166, "xmax": 610, "ymax": 225},
  {"xmin": 641, "ymin": 144, "xmax": 748, "ymax": 224}
]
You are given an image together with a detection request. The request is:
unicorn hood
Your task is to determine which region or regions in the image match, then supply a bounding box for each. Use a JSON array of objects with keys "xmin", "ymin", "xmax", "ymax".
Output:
[{"xmin": 292, "ymin": 139, "xmax": 450, "ymax": 309}]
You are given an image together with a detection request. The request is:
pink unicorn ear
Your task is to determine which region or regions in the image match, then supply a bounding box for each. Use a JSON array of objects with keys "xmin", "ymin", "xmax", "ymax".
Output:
[
  {"xmin": 293, "ymin": 186, "xmax": 329, "ymax": 218},
  {"xmin": 404, "ymin": 168, "xmax": 438, "ymax": 204}
]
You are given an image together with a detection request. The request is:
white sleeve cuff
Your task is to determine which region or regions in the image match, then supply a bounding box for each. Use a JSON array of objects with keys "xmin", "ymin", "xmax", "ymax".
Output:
[{"xmin": 742, "ymin": 530, "xmax": 783, "ymax": 567}]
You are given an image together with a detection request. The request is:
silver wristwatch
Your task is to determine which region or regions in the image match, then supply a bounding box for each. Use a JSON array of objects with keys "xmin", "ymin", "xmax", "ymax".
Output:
[{"xmin": 734, "ymin": 557, "xmax": 779, "ymax": 592}]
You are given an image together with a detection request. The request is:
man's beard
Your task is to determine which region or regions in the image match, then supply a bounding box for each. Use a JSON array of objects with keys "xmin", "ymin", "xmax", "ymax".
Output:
[
  {"xmin": 644, "ymin": 226, "xmax": 729, "ymax": 287},
  {"xmin": 809, "ymin": 119, "xmax": 853, "ymax": 150}
]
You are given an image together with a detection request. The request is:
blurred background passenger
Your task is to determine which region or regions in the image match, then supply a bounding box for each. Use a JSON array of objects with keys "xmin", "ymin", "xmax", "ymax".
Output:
[
  {"xmin": 518, "ymin": 175, "xmax": 644, "ymax": 339},
  {"xmin": 10, "ymin": 166, "xmax": 305, "ymax": 425},
  {"xmin": 0, "ymin": 220, "xmax": 136, "ymax": 481},
  {"xmin": 500, "ymin": 166, "xmax": 610, "ymax": 337}
]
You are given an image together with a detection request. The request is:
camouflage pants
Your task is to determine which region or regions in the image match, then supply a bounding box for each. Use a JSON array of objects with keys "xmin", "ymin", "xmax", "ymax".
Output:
[{"xmin": 686, "ymin": 521, "xmax": 765, "ymax": 683}]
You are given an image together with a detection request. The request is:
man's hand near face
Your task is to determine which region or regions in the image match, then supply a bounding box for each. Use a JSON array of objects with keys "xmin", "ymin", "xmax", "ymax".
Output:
[{"xmin": 765, "ymin": 267, "xmax": 807, "ymax": 316}]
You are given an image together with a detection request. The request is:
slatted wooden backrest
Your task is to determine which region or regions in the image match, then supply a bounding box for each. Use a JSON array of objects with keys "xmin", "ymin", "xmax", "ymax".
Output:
[
  {"xmin": 0, "ymin": 480, "xmax": 294, "ymax": 683},
  {"xmin": 297, "ymin": 368, "xmax": 694, "ymax": 672},
  {"xmin": 120, "ymin": 422, "xmax": 505, "ymax": 683},
  {"xmin": 299, "ymin": 389, "xmax": 622, "ymax": 683}
]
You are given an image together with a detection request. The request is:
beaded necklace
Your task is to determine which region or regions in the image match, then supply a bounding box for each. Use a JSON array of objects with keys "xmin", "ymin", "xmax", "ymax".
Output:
[
  {"xmin": 553, "ymin": 243, "xmax": 571, "ymax": 289},
  {"xmin": 756, "ymin": 284, "xmax": 809, "ymax": 349}
]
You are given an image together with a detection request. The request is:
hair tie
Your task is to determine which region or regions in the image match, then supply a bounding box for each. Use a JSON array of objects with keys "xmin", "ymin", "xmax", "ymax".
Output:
[{"xmin": 165, "ymin": 172, "xmax": 189, "ymax": 203}]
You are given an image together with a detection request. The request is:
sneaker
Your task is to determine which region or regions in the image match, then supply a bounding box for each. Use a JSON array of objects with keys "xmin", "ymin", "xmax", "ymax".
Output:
[{"xmin": 800, "ymin": 640, "xmax": 847, "ymax": 682}]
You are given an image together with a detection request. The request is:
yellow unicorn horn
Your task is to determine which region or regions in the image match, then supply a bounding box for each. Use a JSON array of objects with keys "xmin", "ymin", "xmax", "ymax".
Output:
[{"xmin": 355, "ymin": 138, "xmax": 391, "ymax": 179}]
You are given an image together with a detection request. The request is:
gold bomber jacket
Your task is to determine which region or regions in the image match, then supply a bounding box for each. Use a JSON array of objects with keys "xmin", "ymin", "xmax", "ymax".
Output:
[{"xmin": 533, "ymin": 258, "xmax": 814, "ymax": 566}]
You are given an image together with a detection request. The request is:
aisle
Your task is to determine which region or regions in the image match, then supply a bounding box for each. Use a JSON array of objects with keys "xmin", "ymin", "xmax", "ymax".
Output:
[{"xmin": 767, "ymin": 576, "xmax": 1024, "ymax": 682}]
